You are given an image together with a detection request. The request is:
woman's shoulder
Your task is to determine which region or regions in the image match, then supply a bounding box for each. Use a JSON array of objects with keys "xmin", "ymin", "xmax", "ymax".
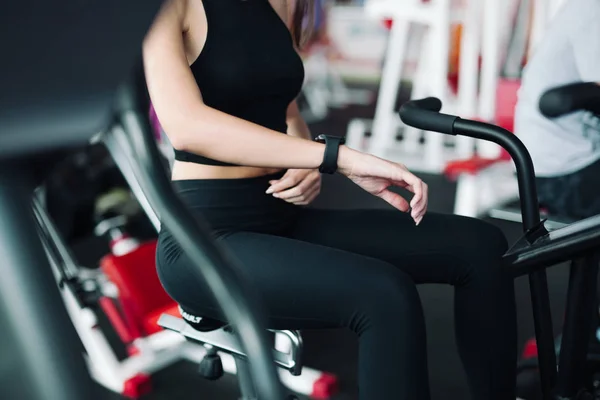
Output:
[{"xmin": 157, "ymin": 0, "xmax": 191, "ymax": 26}]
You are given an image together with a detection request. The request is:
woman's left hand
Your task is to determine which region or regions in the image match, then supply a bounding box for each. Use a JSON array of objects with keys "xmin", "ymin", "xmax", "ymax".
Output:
[{"xmin": 266, "ymin": 169, "xmax": 322, "ymax": 205}]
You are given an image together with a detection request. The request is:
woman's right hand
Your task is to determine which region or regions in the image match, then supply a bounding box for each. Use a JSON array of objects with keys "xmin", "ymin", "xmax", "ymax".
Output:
[{"xmin": 337, "ymin": 146, "xmax": 428, "ymax": 225}]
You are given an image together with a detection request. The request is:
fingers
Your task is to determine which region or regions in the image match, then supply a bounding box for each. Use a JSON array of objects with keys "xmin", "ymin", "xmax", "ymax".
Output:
[
  {"xmin": 267, "ymin": 169, "xmax": 306, "ymax": 194},
  {"xmin": 408, "ymin": 180, "xmax": 428, "ymax": 225},
  {"xmin": 281, "ymin": 184, "xmax": 321, "ymax": 205},
  {"xmin": 349, "ymin": 157, "xmax": 428, "ymax": 223},
  {"xmin": 392, "ymin": 167, "xmax": 428, "ymax": 225},
  {"xmin": 267, "ymin": 170, "xmax": 321, "ymax": 205},
  {"xmin": 275, "ymin": 174, "xmax": 321, "ymax": 202},
  {"xmin": 266, "ymin": 174, "xmax": 298, "ymax": 194},
  {"xmin": 415, "ymin": 183, "xmax": 428, "ymax": 225},
  {"xmin": 378, "ymin": 189, "xmax": 410, "ymax": 212}
]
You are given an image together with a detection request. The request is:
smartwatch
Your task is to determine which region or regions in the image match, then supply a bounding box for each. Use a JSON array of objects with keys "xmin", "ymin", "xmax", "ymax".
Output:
[{"xmin": 314, "ymin": 134, "xmax": 346, "ymax": 174}]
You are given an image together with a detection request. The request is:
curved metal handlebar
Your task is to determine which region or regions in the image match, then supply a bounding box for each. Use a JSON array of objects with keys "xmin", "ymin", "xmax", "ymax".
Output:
[
  {"xmin": 539, "ymin": 82, "xmax": 600, "ymax": 117},
  {"xmin": 399, "ymin": 97, "xmax": 540, "ymax": 232},
  {"xmin": 114, "ymin": 68, "xmax": 284, "ymax": 400},
  {"xmin": 397, "ymin": 97, "xmax": 458, "ymax": 135}
]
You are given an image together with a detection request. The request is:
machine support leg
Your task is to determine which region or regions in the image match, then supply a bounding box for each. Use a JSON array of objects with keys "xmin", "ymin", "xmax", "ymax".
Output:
[
  {"xmin": 555, "ymin": 255, "xmax": 600, "ymax": 397},
  {"xmin": 235, "ymin": 355, "xmax": 258, "ymax": 400},
  {"xmin": 529, "ymin": 269, "xmax": 558, "ymax": 399}
]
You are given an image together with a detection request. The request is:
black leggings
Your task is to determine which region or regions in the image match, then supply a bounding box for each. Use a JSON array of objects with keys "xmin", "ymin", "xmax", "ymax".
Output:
[{"xmin": 156, "ymin": 172, "xmax": 517, "ymax": 400}]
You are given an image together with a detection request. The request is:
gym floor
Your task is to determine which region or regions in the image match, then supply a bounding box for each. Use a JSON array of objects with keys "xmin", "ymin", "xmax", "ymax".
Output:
[{"xmin": 1, "ymin": 87, "xmax": 571, "ymax": 400}]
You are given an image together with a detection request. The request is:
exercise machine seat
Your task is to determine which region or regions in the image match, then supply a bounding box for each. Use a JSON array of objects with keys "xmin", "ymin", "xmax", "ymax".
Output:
[
  {"xmin": 144, "ymin": 304, "xmax": 181, "ymax": 335},
  {"xmin": 100, "ymin": 240, "xmax": 179, "ymax": 337},
  {"xmin": 177, "ymin": 307, "xmax": 229, "ymax": 332},
  {"xmin": 100, "ymin": 240, "xmax": 228, "ymax": 337},
  {"xmin": 148, "ymin": 305, "xmax": 228, "ymax": 334}
]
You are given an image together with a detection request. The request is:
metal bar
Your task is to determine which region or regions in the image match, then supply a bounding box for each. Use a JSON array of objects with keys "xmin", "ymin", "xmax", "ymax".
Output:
[
  {"xmin": 554, "ymin": 255, "xmax": 600, "ymax": 397},
  {"xmin": 114, "ymin": 107, "xmax": 284, "ymax": 399},
  {"xmin": 31, "ymin": 189, "xmax": 80, "ymax": 279},
  {"xmin": 488, "ymin": 207, "xmax": 570, "ymax": 230},
  {"xmin": 505, "ymin": 216, "xmax": 600, "ymax": 275},
  {"xmin": 0, "ymin": 166, "xmax": 98, "ymax": 400},
  {"xmin": 235, "ymin": 356, "xmax": 258, "ymax": 400},
  {"xmin": 97, "ymin": 130, "xmax": 161, "ymax": 232},
  {"xmin": 451, "ymin": 119, "xmax": 540, "ymax": 231},
  {"xmin": 528, "ymin": 270, "xmax": 558, "ymax": 399},
  {"xmin": 158, "ymin": 314, "xmax": 301, "ymax": 372},
  {"xmin": 450, "ymin": 119, "xmax": 557, "ymax": 397}
]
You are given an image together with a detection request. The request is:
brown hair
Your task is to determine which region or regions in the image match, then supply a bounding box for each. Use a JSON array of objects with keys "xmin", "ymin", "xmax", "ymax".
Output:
[{"xmin": 291, "ymin": 0, "xmax": 316, "ymax": 49}]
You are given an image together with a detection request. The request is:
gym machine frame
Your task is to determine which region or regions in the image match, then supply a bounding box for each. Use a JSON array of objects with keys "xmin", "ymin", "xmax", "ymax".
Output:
[
  {"xmin": 26, "ymin": 85, "xmax": 309, "ymax": 399},
  {"xmin": 400, "ymin": 91, "xmax": 600, "ymax": 400},
  {"xmin": 0, "ymin": 1, "xmax": 285, "ymax": 394},
  {"xmin": 105, "ymin": 70, "xmax": 299, "ymax": 400},
  {"xmin": 97, "ymin": 78, "xmax": 311, "ymax": 399},
  {"xmin": 0, "ymin": 76, "xmax": 289, "ymax": 400}
]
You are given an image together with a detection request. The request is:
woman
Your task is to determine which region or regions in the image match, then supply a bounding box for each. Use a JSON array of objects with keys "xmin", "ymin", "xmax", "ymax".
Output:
[{"xmin": 143, "ymin": 0, "xmax": 517, "ymax": 398}]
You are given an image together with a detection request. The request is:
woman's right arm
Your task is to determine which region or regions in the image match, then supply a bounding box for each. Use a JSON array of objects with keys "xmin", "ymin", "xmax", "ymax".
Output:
[
  {"xmin": 143, "ymin": 0, "xmax": 330, "ymax": 170},
  {"xmin": 142, "ymin": 0, "xmax": 428, "ymax": 222}
]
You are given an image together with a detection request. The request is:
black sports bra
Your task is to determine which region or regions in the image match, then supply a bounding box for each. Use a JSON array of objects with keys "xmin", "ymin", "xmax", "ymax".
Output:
[{"xmin": 174, "ymin": 0, "xmax": 306, "ymax": 166}]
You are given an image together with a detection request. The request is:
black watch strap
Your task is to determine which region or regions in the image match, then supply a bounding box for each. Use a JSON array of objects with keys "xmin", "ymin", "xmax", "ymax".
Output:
[{"xmin": 315, "ymin": 134, "xmax": 346, "ymax": 174}]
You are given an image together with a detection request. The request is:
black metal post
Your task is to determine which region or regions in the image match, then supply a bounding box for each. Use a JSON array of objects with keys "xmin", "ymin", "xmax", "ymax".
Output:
[
  {"xmin": 554, "ymin": 255, "xmax": 600, "ymax": 397},
  {"xmin": 452, "ymin": 119, "xmax": 557, "ymax": 398},
  {"xmin": 528, "ymin": 270, "xmax": 559, "ymax": 399},
  {"xmin": 451, "ymin": 119, "xmax": 540, "ymax": 229},
  {"xmin": 0, "ymin": 165, "xmax": 99, "ymax": 400}
]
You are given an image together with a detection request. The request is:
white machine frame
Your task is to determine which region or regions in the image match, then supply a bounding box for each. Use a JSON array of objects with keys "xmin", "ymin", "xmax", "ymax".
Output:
[
  {"xmin": 346, "ymin": 0, "xmax": 571, "ymax": 218},
  {"xmin": 34, "ymin": 192, "xmax": 200, "ymax": 397}
]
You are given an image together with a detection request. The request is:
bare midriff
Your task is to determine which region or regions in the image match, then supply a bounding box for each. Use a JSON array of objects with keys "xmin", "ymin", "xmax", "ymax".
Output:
[{"xmin": 171, "ymin": 162, "xmax": 283, "ymax": 181}]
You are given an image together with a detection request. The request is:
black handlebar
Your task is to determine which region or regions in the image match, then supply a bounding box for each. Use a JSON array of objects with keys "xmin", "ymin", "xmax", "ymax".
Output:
[
  {"xmin": 399, "ymin": 97, "xmax": 541, "ymax": 232},
  {"xmin": 401, "ymin": 86, "xmax": 600, "ymax": 400},
  {"xmin": 539, "ymin": 82, "xmax": 600, "ymax": 117},
  {"xmin": 398, "ymin": 97, "xmax": 458, "ymax": 135}
]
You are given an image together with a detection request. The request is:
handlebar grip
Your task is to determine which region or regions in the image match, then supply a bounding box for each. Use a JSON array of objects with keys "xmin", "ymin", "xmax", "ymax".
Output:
[
  {"xmin": 399, "ymin": 97, "xmax": 458, "ymax": 135},
  {"xmin": 409, "ymin": 97, "xmax": 443, "ymax": 112},
  {"xmin": 539, "ymin": 82, "xmax": 600, "ymax": 117}
]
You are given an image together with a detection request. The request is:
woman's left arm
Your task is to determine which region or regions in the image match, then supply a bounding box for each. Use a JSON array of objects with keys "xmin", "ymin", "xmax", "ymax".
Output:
[
  {"xmin": 266, "ymin": 1, "xmax": 322, "ymax": 204},
  {"xmin": 266, "ymin": 100, "xmax": 322, "ymax": 204}
]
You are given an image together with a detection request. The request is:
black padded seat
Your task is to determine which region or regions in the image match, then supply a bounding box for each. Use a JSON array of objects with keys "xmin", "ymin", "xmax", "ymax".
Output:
[{"xmin": 178, "ymin": 306, "xmax": 229, "ymax": 332}]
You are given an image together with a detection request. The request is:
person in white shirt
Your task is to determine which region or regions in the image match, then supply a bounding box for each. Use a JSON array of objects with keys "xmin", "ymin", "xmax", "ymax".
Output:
[{"xmin": 514, "ymin": 0, "xmax": 600, "ymax": 219}]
